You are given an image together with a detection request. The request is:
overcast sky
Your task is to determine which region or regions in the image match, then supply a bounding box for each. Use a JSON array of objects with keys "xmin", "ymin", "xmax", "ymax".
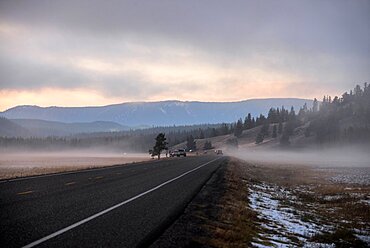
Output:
[{"xmin": 0, "ymin": 0, "xmax": 369, "ymax": 110}]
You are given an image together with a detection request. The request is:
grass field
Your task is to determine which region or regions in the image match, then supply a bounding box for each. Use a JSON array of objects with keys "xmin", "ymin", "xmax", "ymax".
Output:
[
  {"xmin": 228, "ymin": 158, "xmax": 369, "ymax": 247},
  {"xmin": 0, "ymin": 151, "xmax": 150, "ymax": 179}
]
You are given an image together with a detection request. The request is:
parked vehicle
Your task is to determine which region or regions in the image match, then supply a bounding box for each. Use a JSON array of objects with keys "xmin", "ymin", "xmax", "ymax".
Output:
[
  {"xmin": 215, "ymin": 149, "xmax": 223, "ymax": 155},
  {"xmin": 170, "ymin": 149, "xmax": 187, "ymax": 157}
]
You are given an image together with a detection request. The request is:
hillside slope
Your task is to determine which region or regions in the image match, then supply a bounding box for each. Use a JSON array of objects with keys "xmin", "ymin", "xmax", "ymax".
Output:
[
  {"xmin": 10, "ymin": 119, "xmax": 129, "ymax": 137},
  {"xmin": 0, "ymin": 118, "xmax": 31, "ymax": 137}
]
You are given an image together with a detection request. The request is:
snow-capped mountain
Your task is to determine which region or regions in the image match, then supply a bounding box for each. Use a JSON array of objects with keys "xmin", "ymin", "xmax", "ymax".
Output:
[{"xmin": 0, "ymin": 99, "xmax": 312, "ymax": 127}]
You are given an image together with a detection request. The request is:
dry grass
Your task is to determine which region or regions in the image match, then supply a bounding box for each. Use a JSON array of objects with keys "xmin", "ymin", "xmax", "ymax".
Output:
[
  {"xmin": 153, "ymin": 156, "xmax": 369, "ymax": 247},
  {"xmin": 233, "ymin": 158, "xmax": 370, "ymax": 247},
  {"xmin": 0, "ymin": 152, "xmax": 150, "ymax": 179},
  {"xmin": 201, "ymin": 158, "xmax": 259, "ymax": 247}
]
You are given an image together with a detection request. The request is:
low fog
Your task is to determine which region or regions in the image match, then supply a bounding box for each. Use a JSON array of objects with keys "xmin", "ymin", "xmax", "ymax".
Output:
[
  {"xmin": 0, "ymin": 148, "xmax": 149, "ymax": 174},
  {"xmin": 1, "ymin": 147, "xmax": 148, "ymax": 158},
  {"xmin": 227, "ymin": 146, "xmax": 370, "ymax": 168}
]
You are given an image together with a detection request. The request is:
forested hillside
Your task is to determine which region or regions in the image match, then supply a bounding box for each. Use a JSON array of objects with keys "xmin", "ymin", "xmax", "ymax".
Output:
[
  {"xmin": 241, "ymin": 83, "xmax": 370, "ymax": 147},
  {"xmin": 306, "ymin": 84, "xmax": 370, "ymax": 144},
  {"xmin": 1, "ymin": 84, "xmax": 368, "ymax": 152}
]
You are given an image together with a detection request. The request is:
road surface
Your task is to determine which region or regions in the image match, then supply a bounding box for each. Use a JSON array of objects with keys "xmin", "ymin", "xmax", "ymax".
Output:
[{"xmin": 0, "ymin": 155, "xmax": 225, "ymax": 247}]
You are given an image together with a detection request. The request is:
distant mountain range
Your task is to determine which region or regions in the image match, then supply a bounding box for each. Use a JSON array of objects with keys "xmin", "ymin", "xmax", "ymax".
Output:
[
  {"xmin": 0, "ymin": 98, "xmax": 312, "ymax": 127},
  {"xmin": 0, "ymin": 118, "xmax": 129, "ymax": 137}
]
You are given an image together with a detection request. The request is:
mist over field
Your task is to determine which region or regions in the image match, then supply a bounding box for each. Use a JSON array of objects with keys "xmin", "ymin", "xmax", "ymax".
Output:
[
  {"xmin": 0, "ymin": 149, "xmax": 150, "ymax": 179},
  {"xmin": 228, "ymin": 146, "xmax": 370, "ymax": 168}
]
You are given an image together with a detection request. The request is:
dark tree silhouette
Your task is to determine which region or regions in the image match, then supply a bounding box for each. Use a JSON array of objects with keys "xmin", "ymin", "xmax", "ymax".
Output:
[
  {"xmin": 280, "ymin": 133, "xmax": 290, "ymax": 146},
  {"xmin": 244, "ymin": 113, "xmax": 254, "ymax": 129},
  {"xmin": 203, "ymin": 140, "xmax": 213, "ymax": 150},
  {"xmin": 152, "ymin": 133, "xmax": 168, "ymax": 159},
  {"xmin": 198, "ymin": 129, "xmax": 205, "ymax": 139},
  {"xmin": 255, "ymin": 132, "xmax": 264, "ymax": 144},
  {"xmin": 186, "ymin": 135, "xmax": 197, "ymax": 151},
  {"xmin": 260, "ymin": 122, "xmax": 270, "ymax": 137},
  {"xmin": 278, "ymin": 121, "xmax": 283, "ymax": 135},
  {"xmin": 272, "ymin": 125, "xmax": 277, "ymax": 138},
  {"xmin": 234, "ymin": 118, "xmax": 244, "ymax": 137}
]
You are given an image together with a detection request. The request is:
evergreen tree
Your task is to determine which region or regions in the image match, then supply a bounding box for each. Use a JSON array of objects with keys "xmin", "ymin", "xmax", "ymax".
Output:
[
  {"xmin": 255, "ymin": 132, "xmax": 264, "ymax": 144},
  {"xmin": 289, "ymin": 106, "xmax": 296, "ymax": 121},
  {"xmin": 234, "ymin": 118, "xmax": 244, "ymax": 137},
  {"xmin": 199, "ymin": 129, "xmax": 205, "ymax": 139},
  {"xmin": 280, "ymin": 133, "xmax": 290, "ymax": 146},
  {"xmin": 152, "ymin": 133, "xmax": 168, "ymax": 159},
  {"xmin": 220, "ymin": 123, "xmax": 229, "ymax": 135},
  {"xmin": 244, "ymin": 113, "xmax": 253, "ymax": 129},
  {"xmin": 272, "ymin": 125, "xmax": 277, "ymax": 138},
  {"xmin": 278, "ymin": 121, "xmax": 283, "ymax": 135},
  {"xmin": 211, "ymin": 128, "xmax": 218, "ymax": 137},
  {"xmin": 268, "ymin": 108, "xmax": 278, "ymax": 123},
  {"xmin": 256, "ymin": 114, "xmax": 266, "ymax": 126},
  {"xmin": 260, "ymin": 122, "xmax": 270, "ymax": 136},
  {"xmin": 186, "ymin": 135, "xmax": 197, "ymax": 151},
  {"xmin": 203, "ymin": 140, "xmax": 213, "ymax": 150},
  {"xmin": 252, "ymin": 117, "xmax": 256, "ymax": 127}
]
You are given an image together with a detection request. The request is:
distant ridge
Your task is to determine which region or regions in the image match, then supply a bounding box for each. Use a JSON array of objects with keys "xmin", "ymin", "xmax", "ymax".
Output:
[
  {"xmin": 0, "ymin": 117, "xmax": 31, "ymax": 137},
  {"xmin": 0, "ymin": 98, "xmax": 313, "ymax": 127}
]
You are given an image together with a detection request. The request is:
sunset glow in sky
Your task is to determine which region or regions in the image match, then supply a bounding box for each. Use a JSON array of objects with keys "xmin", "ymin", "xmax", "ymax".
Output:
[{"xmin": 0, "ymin": 0, "xmax": 369, "ymax": 111}]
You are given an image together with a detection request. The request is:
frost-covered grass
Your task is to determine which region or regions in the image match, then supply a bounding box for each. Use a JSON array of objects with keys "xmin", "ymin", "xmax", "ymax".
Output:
[
  {"xmin": 229, "ymin": 158, "xmax": 370, "ymax": 248},
  {"xmin": 249, "ymin": 183, "xmax": 334, "ymax": 247}
]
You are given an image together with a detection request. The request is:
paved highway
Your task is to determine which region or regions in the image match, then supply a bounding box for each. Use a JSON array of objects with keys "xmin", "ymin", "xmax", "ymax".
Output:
[{"xmin": 0, "ymin": 155, "xmax": 225, "ymax": 247}]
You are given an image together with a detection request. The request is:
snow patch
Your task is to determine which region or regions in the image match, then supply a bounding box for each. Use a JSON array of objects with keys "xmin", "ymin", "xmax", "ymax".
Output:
[{"xmin": 249, "ymin": 183, "xmax": 332, "ymax": 247}]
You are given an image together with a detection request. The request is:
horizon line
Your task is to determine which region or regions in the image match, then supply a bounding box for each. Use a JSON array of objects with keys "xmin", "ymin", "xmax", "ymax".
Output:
[{"xmin": 1, "ymin": 97, "xmax": 314, "ymax": 112}]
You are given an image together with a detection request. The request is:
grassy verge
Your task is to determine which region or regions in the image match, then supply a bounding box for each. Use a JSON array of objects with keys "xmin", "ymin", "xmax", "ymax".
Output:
[{"xmin": 152, "ymin": 157, "xmax": 369, "ymax": 247}]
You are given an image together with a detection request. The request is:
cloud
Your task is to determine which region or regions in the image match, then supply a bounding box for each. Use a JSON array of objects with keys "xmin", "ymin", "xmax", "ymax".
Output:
[{"xmin": 0, "ymin": 0, "xmax": 369, "ymax": 110}]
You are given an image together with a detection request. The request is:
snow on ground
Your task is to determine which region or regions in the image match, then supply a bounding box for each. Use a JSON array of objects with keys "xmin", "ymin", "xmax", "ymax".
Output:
[
  {"xmin": 248, "ymin": 180, "xmax": 370, "ymax": 247},
  {"xmin": 249, "ymin": 183, "xmax": 333, "ymax": 247},
  {"xmin": 318, "ymin": 167, "xmax": 370, "ymax": 185}
]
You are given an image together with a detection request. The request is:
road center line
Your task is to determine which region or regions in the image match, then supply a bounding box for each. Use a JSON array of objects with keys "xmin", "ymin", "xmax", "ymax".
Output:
[
  {"xmin": 22, "ymin": 157, "xmax": 222, "ymax": 248},
  {"xmin": 17, "ymin": 190, "xmax": 34, "ymax": 195}
]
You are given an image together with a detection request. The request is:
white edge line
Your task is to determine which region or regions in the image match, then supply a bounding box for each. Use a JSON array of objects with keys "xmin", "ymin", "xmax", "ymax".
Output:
[{"xmin": 22, "ymin": 157, "xmax": 222, "ymax": 248}]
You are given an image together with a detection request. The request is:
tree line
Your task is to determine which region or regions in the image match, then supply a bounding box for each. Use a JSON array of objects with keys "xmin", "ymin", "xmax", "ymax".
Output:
[{"xmin": 1, "ymin": 83, "xmax": 368, "ymax": 152}]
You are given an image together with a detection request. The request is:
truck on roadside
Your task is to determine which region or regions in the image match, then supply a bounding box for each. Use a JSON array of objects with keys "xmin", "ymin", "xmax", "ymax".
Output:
[{"xmin": 170, "ymin": 149, "xmax": 187, "ymax": 157}]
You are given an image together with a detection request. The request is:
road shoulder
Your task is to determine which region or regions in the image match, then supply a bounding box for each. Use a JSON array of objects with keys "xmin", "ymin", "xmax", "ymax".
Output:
[{"xmin": 151, "ymin": 157, "xmax": 258, "ymax": 247}]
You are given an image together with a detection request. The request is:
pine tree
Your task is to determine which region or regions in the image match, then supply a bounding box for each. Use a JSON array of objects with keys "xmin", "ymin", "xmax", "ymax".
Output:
[
  {"xmin": 186, "ymin": 135, "xmax": 197, "ymax": 151},
  {"xmin": 255, "ymin": 132, "xmax": 264, "ymax": 144},
  {"xmin": 268, "ymin": 108, "xmax": 278, "ymax": 123},
  {"xmin": 244, "ymin": 113, "xmax": 253, "ymax": 129},
  {"xmin": 199, "ymin": 129, "xmax": 205, "ymax": 139},
  {"xmin": 203, "ymin": 140, "xmax": 213, "ymax": 150},
  {"xmin": 278, "ymin": 121, "xmax": 283, "ymax": 135},
  {"xmin": 280, "ymin": 133, "xmax": 290, "ymax": 146},
  {"xmin": 234, "ymin": 119, "xmax": 243, "ymax": 137},
  {"xmin": 152, "ymin": 133, "xmax": 168, "ymax": 159},
  {"xmin": 260, "ymin": 122, "xmax": 270, "ymax": 136},
  {"xmin": 272, "ymin": 125, "xmax": 277, "ymax": 138}
]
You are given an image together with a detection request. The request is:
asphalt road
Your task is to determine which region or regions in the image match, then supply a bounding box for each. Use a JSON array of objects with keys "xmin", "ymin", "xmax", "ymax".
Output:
[{"xmin": 0, "ymin": 155, "xmax": 226, "ymax": 248}]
